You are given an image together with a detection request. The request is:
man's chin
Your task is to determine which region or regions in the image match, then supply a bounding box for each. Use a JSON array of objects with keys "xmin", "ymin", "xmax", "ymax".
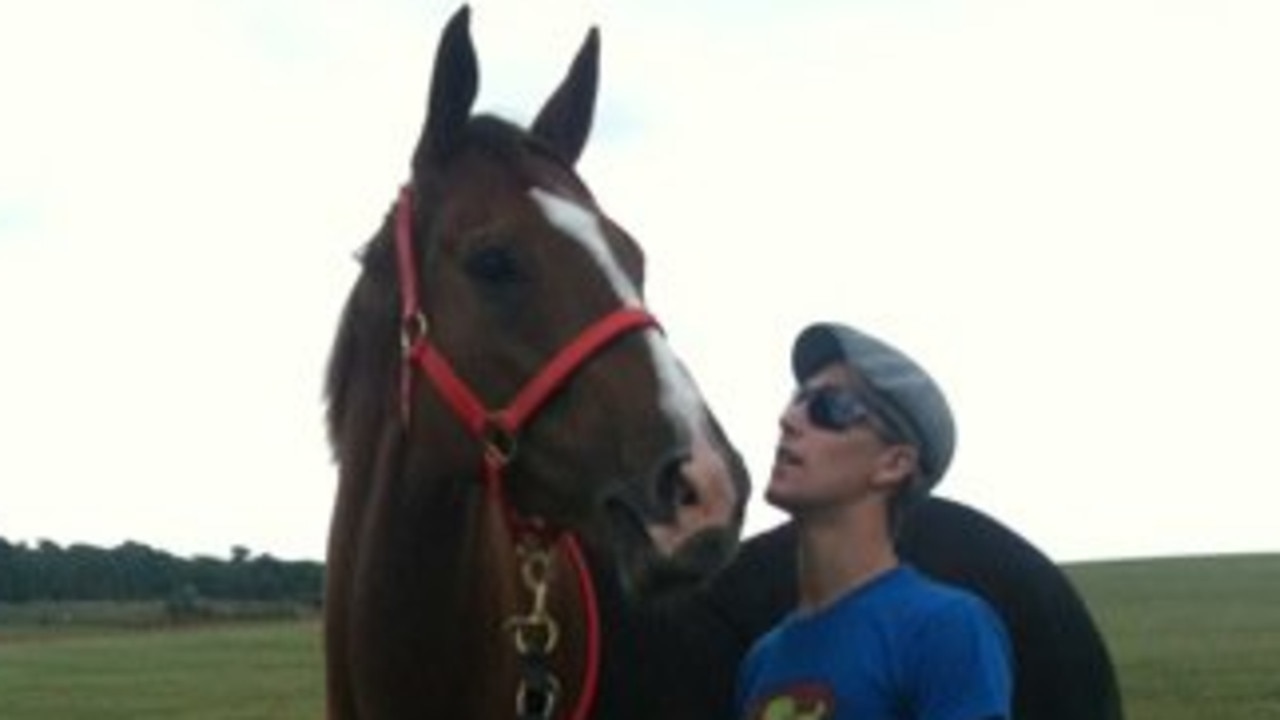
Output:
[{"xmin": 763, "ymin": 485, "xmax": 796, "ymax": 512}]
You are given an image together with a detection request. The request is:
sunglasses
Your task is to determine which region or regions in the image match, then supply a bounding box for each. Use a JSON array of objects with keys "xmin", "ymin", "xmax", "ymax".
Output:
[{"xmin": 790, "ymin": 385, "xmax": 878, "ymax": 432}]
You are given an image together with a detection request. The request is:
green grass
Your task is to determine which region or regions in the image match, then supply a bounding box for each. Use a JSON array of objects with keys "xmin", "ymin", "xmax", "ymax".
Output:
[
  {"xmin": 1069, "ymin": 553, "xmax": 1280, "ymax": 720},
  {"xmin": 1, "ymin": 555, "xmax": 1277, "ymax": 719},
  {"xmin": 0, "ymin": 620, "xmax": 323, "ymax": 720}
]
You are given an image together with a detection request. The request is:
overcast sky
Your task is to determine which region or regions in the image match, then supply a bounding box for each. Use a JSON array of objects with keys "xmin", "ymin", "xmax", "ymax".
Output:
[{"xmin": 2, "ymin": 0, "xmax": 1277, "ymax": 563}]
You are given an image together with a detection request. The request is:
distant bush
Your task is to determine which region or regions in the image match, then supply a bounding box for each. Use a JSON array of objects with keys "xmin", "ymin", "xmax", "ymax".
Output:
[{"xmin": 0, "ymin": 536, "xmax": 323, "ymax": 605}]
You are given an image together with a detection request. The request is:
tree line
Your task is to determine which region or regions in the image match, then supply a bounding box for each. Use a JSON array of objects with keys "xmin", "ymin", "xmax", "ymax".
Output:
[{"xmin": 0, "ymin": 536, "xmax": 323, "ymax": 605}]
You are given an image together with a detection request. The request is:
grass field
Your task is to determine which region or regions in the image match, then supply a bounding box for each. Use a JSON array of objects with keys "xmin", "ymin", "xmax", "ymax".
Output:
[
  {"xmin": 0, "ymin": 619, "xmax": 322, "ymax": 720},
  {"xmin": 1068, "ymin": 553, "xmax": 1280, "ymax": 720},
  {"xmin": 1, "ymin": 554, "xmax": 1278, "ymax": 719}
]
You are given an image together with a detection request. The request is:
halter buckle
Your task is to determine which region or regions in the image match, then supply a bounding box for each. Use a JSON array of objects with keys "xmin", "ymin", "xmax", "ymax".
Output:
[{"xmin": 399, "ymin": 311, "xmax": 429, "ymax": 356}]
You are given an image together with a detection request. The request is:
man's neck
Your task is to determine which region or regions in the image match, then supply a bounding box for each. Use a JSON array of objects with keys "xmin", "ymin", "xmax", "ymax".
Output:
[{"xmin": 794, "ymin": 503, "xmax": 900, "ymax": 613}]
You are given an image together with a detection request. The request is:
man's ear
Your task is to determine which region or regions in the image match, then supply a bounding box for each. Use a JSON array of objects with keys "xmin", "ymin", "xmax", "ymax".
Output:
[{"xmin": 873, "ymin": 444, "xmax": 919, "ymax": 491}]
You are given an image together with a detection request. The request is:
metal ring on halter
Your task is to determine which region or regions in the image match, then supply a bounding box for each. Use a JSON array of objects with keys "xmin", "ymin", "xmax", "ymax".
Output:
[
  {"xmin": 481, "ymin": 416, "xmax": 519, "ymax": 467},
  {"xmin": 399, "ymin": 311, "xmax": 429, "ymax": 354}
]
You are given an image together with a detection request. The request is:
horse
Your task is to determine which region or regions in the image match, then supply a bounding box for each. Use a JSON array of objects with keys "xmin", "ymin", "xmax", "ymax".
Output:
[
  {"xmin": 324, "ymin": 6, "xmax": 1125, "ymax": 719},
  {"xmin": 323, "ymin": 7, "xmax": 750, "ymax": 718}
]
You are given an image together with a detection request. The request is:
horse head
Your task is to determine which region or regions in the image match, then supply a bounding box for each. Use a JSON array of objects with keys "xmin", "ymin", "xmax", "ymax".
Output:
[{"xmin": 326, "ymin": 5, "xmax": 748, "ymax": 608}]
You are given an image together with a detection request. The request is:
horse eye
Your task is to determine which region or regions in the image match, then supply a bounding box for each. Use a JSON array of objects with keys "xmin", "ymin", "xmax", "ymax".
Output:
[{"xmin": 464, "ymin": 245, "xmax": 524, "ymax": 284}]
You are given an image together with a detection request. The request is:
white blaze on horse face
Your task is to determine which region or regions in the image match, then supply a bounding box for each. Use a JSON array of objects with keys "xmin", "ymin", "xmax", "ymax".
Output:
[{"xmin": 528, "ymin": 187, "xmax": 703, "ymax": 431}]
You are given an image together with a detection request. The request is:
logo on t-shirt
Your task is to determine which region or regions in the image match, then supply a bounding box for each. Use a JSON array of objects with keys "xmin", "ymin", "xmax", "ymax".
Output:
[{"xmin": 748, "ymin": 682, "xmax": 835, "ymax": 720}]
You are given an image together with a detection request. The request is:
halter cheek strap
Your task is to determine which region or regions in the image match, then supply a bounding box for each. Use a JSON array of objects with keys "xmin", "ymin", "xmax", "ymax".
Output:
[{"xmin": 393, "ymin": 183, "xmax": 656, "ymax": 720}]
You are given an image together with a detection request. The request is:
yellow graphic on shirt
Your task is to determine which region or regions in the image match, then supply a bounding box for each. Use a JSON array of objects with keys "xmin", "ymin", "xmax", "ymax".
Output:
[{"xmin": 750, "ymin": 683, "xmax": 834, "ymax": 720}]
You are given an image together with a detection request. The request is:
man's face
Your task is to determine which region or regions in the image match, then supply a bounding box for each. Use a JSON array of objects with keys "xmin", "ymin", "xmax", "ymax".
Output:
[{"xmin": 766, "ymin": 362, "xmax": 912, "ymax": 516}]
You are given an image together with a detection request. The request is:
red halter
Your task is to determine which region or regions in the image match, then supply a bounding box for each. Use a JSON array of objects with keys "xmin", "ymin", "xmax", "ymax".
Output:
[{"xmin": 393, "ymin": 183, "xmax": 658, "ymax": 720}]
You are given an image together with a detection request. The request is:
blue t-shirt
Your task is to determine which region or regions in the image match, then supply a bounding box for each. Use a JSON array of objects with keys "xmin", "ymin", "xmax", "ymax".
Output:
[{"xmin": 735, "ymin": 565, "xmax": 1012, "ymax": 720}]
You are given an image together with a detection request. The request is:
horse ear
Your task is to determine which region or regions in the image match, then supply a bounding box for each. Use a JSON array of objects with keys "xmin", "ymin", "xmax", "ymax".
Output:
[
  {"xmin": 531, "ymin": 27, "xmax": 599, "ymax": 166},
  {"xmin": 414, "ymin": 5, "xmax": 479, "ymax": 168}
]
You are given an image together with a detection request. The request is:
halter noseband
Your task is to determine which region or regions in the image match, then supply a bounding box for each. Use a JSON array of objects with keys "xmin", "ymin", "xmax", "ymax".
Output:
[{"xmin": 393, "ymin": 183, "xmax": 657, "ymax": 720}]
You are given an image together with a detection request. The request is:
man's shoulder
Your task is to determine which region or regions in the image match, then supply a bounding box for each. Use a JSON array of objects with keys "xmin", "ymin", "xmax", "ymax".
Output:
[
  {"xmin": 888, "ymin": 565, "xmax": 1006, "ymax": 631},
  {"xmin": 895, "ymin": 564, "xmax": 988, "ymax": 603}
]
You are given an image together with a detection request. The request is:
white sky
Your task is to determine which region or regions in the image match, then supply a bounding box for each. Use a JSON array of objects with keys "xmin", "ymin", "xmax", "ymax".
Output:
[{"xmin": 2, "ymin": 0, "xmax": 1277, "ymax": 564}]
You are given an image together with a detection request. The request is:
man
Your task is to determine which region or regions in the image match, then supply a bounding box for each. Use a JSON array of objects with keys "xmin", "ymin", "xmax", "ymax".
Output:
[{"xmin": 735, "ymin": 322, "xmax": 1013, "ymax": 720}]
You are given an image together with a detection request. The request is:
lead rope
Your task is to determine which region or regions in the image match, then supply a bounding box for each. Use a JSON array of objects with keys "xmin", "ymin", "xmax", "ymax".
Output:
[
  {"xmin": 488, "ymin": 455, "xmax": 601, "ymax": 720},
  {"xmin": 563, "ymin": 534, "xmax": 601, "ymax": 720}
]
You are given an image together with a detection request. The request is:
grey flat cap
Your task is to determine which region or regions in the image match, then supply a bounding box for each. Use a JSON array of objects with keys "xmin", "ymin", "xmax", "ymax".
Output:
[{"xmin": 791, "ymin": 322, "xmax": 956, "ymax": 490}]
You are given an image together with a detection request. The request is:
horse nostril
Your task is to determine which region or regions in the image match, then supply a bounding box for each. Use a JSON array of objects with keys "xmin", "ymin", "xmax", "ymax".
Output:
[
  {"xmin": 658, "ymin": 458, "xmax": 702, "ymax": 514},
  {"xmin": 674, "ymin": 476, "xmax": 700, "ymax": 508}
]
